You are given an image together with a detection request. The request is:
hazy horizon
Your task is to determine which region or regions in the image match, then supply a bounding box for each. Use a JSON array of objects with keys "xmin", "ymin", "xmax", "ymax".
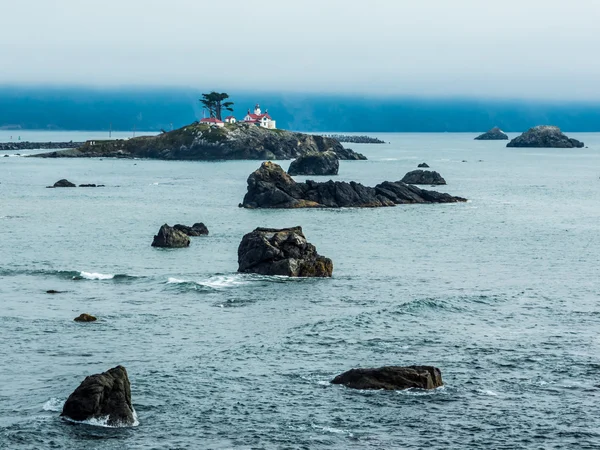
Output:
[{"xmin": 1, "ymin": 0, "xmax": 599, "ymax": 100}]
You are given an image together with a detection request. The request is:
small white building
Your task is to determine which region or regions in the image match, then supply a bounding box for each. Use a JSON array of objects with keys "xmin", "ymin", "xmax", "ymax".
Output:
[
  {"xmin": 224, "ymin": 115, "xmax": 236, "ymax": 124},
  {"xmin": 200, "ymin": 117, "xmax": 225, "ymax": 128},
  {"xmin": 243, "ymin": 104, "xmax": 276, "ymax": 129}
]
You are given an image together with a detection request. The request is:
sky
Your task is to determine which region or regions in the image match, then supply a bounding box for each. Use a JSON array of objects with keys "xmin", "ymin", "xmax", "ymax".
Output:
[{"xmin": 1, "ymin": 0, "xmax": 599, "ymax": 100}]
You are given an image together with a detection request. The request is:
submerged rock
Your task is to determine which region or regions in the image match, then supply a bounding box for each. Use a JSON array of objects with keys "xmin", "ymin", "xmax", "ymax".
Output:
[
  {"xmin": 418, "ymin": 162, "xmax": 429, "ymax": 168},
  {"xmin": 401, "ymin": 170, "xmax": 446, "ymax": 185},
  {"xmin": 46, "ymin": 290, "xmax": 63, "ymax": 294},
  {"xmin": 331, "ymin": 365, "xmax": 443, "ymax": 390},
  {"xmin": 475, "ymin": 127, "xmax": 509, "ymax": 140},
  {"xmin": 151, "ymin": 224, "xmax": 190, "ymax": 248},
  {"xmin": 288, "ymin": 151, "xmax": 339, "ymax": 176},
  {"xmin": 79, "ymin": 184, "xmax": 105, "ymax": 188},
  {"xmin": 507, "ymin": 126, "xmax": 584, "ymax": 148},
  {"xmin": 238, "ymin": 226, "xmax": 333, "ymax": 277},
  {"xmin": 61, "ymin": 365, "xmax": 136, "ymax": 426},
  {"xmin": 48, "ymin": 179, "xmax": 76, "ymax": 188},
  {"xmin": 240, "ymin": 162, "xmax": 465, "ymax": 208},
  {"xmin": 74, "ymin": 313, "xmax": 97, "ymax": 322},
  {"xmin": 173, "ymin": 223, "xmax": 209, "ymax": 236}
]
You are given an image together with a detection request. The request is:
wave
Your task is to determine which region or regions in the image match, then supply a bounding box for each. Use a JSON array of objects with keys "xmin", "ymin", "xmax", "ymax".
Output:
[
  {"xmin": 0, "ymin": 268, "xmax": 138, "ymax": 281},
  {"xmin": 62, "ymin": 408, "xmax": 140, "ymax": 428},
  {"xmin": 78, "ymin": 271, "xmax": 115, "ymax": 280},
  {"xmin": 43, "ymin": 398, "xmax": 64, "ymax": 412},
  {"xmin": 167, "ymin": 274, "xmax": 251, "ymax": 291}
]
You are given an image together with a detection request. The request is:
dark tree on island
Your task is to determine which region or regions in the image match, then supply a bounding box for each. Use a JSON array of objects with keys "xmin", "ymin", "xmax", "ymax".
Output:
[{"xmin": 200, "ymin": 92, "xmax": 234, "ymax": 121}]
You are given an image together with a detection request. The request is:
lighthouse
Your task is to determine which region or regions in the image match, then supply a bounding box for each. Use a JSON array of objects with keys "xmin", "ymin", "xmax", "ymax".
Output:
[{"xmin": 253, "ymin": 104, "xmax": 261, "ymax": 115}]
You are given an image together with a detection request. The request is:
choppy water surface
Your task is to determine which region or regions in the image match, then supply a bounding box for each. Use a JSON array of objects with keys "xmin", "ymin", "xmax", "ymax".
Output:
[{"xmin": 1, "ymin": 133, "xmax": 600, "ymax": 449}]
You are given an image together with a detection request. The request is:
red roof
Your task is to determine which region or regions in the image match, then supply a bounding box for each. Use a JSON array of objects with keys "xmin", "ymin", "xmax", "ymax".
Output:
[
  {"xmin": 225, "ymin": 116, "xmax": 236, "ymax": 120},
  {"xmin": 200, "ymin": 118, "xmax": 224, "ymax": 124},
  {"xmin": 245, "ymin": 113, "xmax": 272, "ymax": 121}
]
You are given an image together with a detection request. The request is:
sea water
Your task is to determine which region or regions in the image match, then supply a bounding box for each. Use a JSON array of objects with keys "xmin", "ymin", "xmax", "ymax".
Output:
[{"xmin": 1, "ymin": 132, "xmax": 599, "ymax": 449}]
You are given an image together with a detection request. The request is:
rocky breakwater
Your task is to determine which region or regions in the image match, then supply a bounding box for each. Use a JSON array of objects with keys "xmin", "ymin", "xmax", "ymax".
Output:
[
  {"xmin": 0, "ymin": 141, "xmax": 83, "ymax": 151},
  {"xmin": 322, "ymin": 134, "xmax": 386, "ymax": 144},
  {"xmin": 238, "ymin": 226, "xmax": 333, "ymax": 277},
  {"xmin": 61, "ymin": 366, "xmax": 136, "ymax": 426},
  {"xmin": 332, "ymin": 366, "xmax": 443, "ymax": 390},
  {"xmin": 32, "ymin": 123, "xmax": 366, "ymax": 161},
  {"xmin": 507, "ymin": 125, "xmax": 584, "ymax": 148},
  {"xmin": 401, "ymin": 170, "xmax": 446, "ymax": 185},
  {"xmin": 475, "ymin": 127, "xmax": 508, "ymax": 140},
  {"xmin": 240, "ymin": 162, "xmax": 466, "ymax": 208},
  {"xmin": 288, "ymin": 150, "xmax": 339, "ymax": 176}
]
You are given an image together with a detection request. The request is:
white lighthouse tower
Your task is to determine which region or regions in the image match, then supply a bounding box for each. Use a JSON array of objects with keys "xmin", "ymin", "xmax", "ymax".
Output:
[{"xmin": 253, "ymin": 104, "xmax": 261, "ymax": 115}]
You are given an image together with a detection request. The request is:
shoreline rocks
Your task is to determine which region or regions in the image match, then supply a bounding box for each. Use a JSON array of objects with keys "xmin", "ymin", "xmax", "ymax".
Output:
[
  {"xmin": 61, "ymin": 365, "xmax": 136, "ymax": 426},
  {"xmin": 507, "ymin": 126, "xmax": 584, "ymax": 148},
  {"xmin": 401, "ymin": 170, "xmax": 446, "ymax": 185},
  {"xmin": 475, "ymin": 127, "xmax": 508, "ymax": 140},
  {"xmin": 237, "ymin": 226, "xmax": 333, "ymax": 277},
  {"xmin": 0, "ymin": 141, "xmax": 83, "ymax": 151},
  {"xmin": 288, "ymin": 151, "xmax": 339, "ymax": 176},
  {"xmin": 240, "ymin": 162, "xmax": 466, "ymax": 208},
  {"xmin": 331, "ymin": 365, "xmax": 443, "ymax": 390},
  {"xmin": 173, "ymin": 223, "xmax": 209, "ymax": 236},
  {"xmin": 151, "ymin": 224, "xmax": 190, "ymax": 248}
]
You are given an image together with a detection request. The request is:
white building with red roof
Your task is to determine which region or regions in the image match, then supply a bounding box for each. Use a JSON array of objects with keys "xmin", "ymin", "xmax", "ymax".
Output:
[
  {"xmin": 224, "ymin": 115, "xmax": 236, "ymax": 124},
  {"xmin": 199, "ymin": 117, "xmax": 225, "ymax": 127},
  {"xmin": 243, "ymin": 104, "xmax": 276, "ymax": 129}
]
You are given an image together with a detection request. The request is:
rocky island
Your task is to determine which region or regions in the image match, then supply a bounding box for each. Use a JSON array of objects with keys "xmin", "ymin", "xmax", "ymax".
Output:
[
  {"xmin": 241, "ymin": 162, "xmax": 466, "ymax": 208},
  {"xmin": 32, "ymin": 123, "xmax": 366, "ymax": 161},
  {"xmin": 507, "ymin": 125, "xmax": 584, "ymax": 148},
  {"xmin": 474, "ymin": 127, "xmax": 508, "ymax": 140}
]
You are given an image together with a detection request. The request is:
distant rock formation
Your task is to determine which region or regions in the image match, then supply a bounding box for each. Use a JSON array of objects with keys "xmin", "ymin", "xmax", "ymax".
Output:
[
  {"xmin": 0, "ymin": 141, "xmax": 83, "ymax": 151},
  {"xmin": 401, "ymin": 170, "xmax": 446, "ymax": 185},
  {"xmin": 240, "ymin": 162, "xmax": 465, "ymax": 208},
  {"xmin": 418, "ymin": 162, "xmax": 429, "ymax": 168},
  {"xmin": 322, "ymin": 134, "xmax": 386, "ymax": 144},
  {"xmin": 173, "ymin": 223, "xmax": 209, "ymax": 236},
  {"xmin": 238, "ymin": 226, "xmax": 333, "ymax": 277},
  {"xmin": 507, "ymin": 126, "xmax": 584, "ymax": 148},
  {"xmin": 151, "ymin": 224, "xmax": 190, "ymax": 248},
  {"xmin": 475, "ymin": 127, "xmax": 509, "ymax": 140},
  {"xmin": 288, "ymin": 151, "xmax": 339, "ymax": 176},
  {"xmin": 61, "ymin": 365, "xmax": 136, "ymax": 426},
  {"xmin": 331, "ymin": 366, "xmax": 443, "ymax": 390},
  {"xmin": 74, "ymin": 313, "xmax": 97, "ymax": 322},
  {"xmin": 79, "ymin": 184, "xmax": 105, "ymax": 188},
  {"xmin": 32, "ymin": 123, "xmax": 366, "ymax": 161},
  {"xmin": 48, "ymin": 179, "xmax": 76, "ymax": 188}
]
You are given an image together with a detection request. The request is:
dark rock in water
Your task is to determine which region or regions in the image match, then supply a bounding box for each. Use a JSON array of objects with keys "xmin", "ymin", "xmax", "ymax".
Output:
[
  {"xmin": 48, "ymin": 179, "xmax": 76, "ymax": 188},
  {"xmin": 3, "ymin": 154, "xmax": 8, "ymax": 157},
  {"xmin": 46, "ymin": 290, "xmax": 63, "ymax": 294},
  {"xmin": 31, "ymin": 123, "xmax": 366, "ymax": 161},
  {"xmin": 173, "ymin": 223, "xmax": 209, "ymax": 236},
  {"xmin": 74, "ymin": 313, "xmax": 97, "ymax": 322},
  {"xmin": 79, "ymin": 184, "xmax": 105, "ymax": 188},
  {"xmin": 331, "ymin": 365, "xmax": 443, "ymax": 390},
  {"xmin": 61, "ymin": 365, "xmax": 135, "ymax": 426},
  {"xmin": 475, "ymin": 127, "xmax": 509, "ymax": 140},
  {"xmin": 418, "ymin": 162, "xmax": 429, "ymax": 168},
  {"xmin": 288, "ymin": 151, "xmax": 339, "ymax": 176},
  {"xmin": 240, "ymin": 162, "xmax": 465, "ymax": 208},
  {"xmin": 401, "ymin": 170, "xmax": 446, "ymax": 185},
  {"xmin": 151, "ymin": 224, "xmax": 190, "ymax": 248},
  {"xmin": 238, "ymin": 226, "xmax": 333, "ymax": 277},
  {"xmin": 507, "ymin": 126, "xmax": 584, "ymax": 148}
]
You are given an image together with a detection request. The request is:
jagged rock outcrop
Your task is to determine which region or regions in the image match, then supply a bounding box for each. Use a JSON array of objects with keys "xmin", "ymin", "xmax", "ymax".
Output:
[
  {"xmin": 475, "ymin": 127, "xmax": 509, "ymax": 140},
  {"xmin": 507, "ymin": 126, "xmax": 584, "ymax": 148},
  {"xmin": 288, "ymin": 151, "xmax": 339, "ymax": 176},
  {"xmin": 401, "ymin": 170, "xmax": 446, "ymax": 185},
  {"xmin": 32, "ymin": 123, "xmax": 366, "ymax": 161},
  {"xmin": 151, "ymin": 224, "xmax": 190, "ymax": 248},
  {"xmin": 240, "ymin": 162, "xmax": 465, "ymax": 208},
  {"xmin": 418, "ymin": 162, "xmax": 429, "ymax": 168},
  {"xmin": 47, "ymin": 179, "xmax": 76, "ymax": 188},
  {"xmin": 331, "ymin": 366, "xmax": 443, "ymax": 390},
  {"xmin": 238, "ymin": 226, "xmax": 333, "ymax": 277},
  {"xmin": 61, "ymin": 366, "xmax": 136, "ymax": 426},
  {"xmin": 74, "ymin": 313, "xmax": 97, "ymax": 322},
  {"xmin": 173, "ymin": 223, "xmax": 209, "ymax": 236}
]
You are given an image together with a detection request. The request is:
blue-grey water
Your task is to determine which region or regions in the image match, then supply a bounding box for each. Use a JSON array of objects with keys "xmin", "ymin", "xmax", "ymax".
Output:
[{"xmin": 1, "ymin": 132, "xmax": 600, "ymax": 449}]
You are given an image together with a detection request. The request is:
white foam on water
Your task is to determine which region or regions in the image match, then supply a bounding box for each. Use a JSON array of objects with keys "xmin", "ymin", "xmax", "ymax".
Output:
[
  {"xmin": 480, "ymin": 389, "xmax": 499, "ymax": 396},
  {"xmin": 167, "ymin": 277, "xmax": 187, "ymax": 284},
  {"xmin": 79, "ymin": 271, "xmax": 115, "ymax": 280},
  {"xmin": 311, "ymin": 424, "xmax": 348, "ymax": 434},
  {"xmin": 43, "ymin": 398, "xmax": 64, "ymax": 412},
  {"xmin": 63, "ymin": 408, "xmax": 139, "ymax": 428},
  {"xmin": 198, "ymin": 275, "xmax": 249, "ymax": 289}
]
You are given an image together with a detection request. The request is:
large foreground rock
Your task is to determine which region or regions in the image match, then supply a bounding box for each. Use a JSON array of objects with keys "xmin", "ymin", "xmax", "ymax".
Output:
[
  {"xmin": 507, "ymin": 126, "xmax": 584, "ymax": 148},
  {"xmin": 174, "ymin": 223, "xmax": 209, "ymax": 236},
  {"xmin": 331, "ymin": 366, "xmax": 443, "ymax": 390},
  {"xmin": 61, "ymin": 366, "xmax": 136, "ymax": 426},
  {"xmin": 238, "ymin": 226, "xmax": 333, "ymax": 277},
  {"xmin": 151, "ymin": 224, "xmax": 190, "ymax": 248},
  {"xmin": 288, "ymin": 151, "xmax": 339, "ymax": 176},
  {"xmin": 401, "ymin": 170, "xmax": 446, "ymax": 185},
  {"xmin": 241, "ymin": 162, "xmax": 465, "ymax": 208},
  {"xmin": 475, "ymin": 127, "xmax": 509, "ymax": 140},
  {"xmin": 32, "ymin": 123, "xmax": 366, "ymax": 161}
]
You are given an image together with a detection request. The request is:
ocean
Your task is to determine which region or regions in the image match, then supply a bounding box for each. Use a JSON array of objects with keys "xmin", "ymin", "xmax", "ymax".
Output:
[{"xmin": 1, "ymin": 132, "xmax": 599, "ymax": 449}]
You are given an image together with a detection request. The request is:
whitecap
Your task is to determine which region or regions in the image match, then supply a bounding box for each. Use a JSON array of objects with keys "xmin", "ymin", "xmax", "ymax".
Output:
[
  {"xmin": 198, "ymin": 275, "xmax": 249, "ymax": 289},
  {"xmin": 311, "ymin": 424, "xmax": 347, "ymax": 434},
  {"xmin": 63, "ymin": 408, "xmax": 139, "ymax": 428},
  {"xmin": 43, "ymin": 398, "xmax": 64, "ymax": 412},
  {"xmin": 167, "ymin": 277, "xmax": 187, "ymax": 284},
  {"xmin": 478, "ymin": 389, "xmax": 499, "ymax": 396},
  {"xmin": 79, "ymin": 271, "xmax": 115, "ymax": 280}
]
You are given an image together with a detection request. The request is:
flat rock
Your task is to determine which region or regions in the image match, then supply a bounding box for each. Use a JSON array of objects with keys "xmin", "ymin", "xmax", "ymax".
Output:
[
  {"xmin": 475, "ymin": 127, "xmax": 509, "ymax": 140},
  {"xmin": 331, "ymin": 365, "xmax": 443, "ymax": 390},
  {"xmin": 401, "ymin": 170, "xmax": 446, "ymax": 185},
  {"xmin": 173, "ymin": 223, "xmax": 209, "ymax": 236},
  {"xmin": 151, "ymin": 224, "xmax": 190, "ymax": 248},
  {"xmin": 507, "ymin": 125, "xmax": 584, "ymax": 148},
  {"xmin": 74, "ymin": 313, "xmax": 97, "ymax": 322},
  {"xmin": 61, "ymin": 365, "xmax": 136, "ymax": 426},
  {"xmin": 238, "ymin": 226, "xmax": 333, "ymax": 277},
  {"xmin": 288, "ymin": 151, "xmax": 339, "ymax": 176},
  {"xmin": 240, "ymin": 162, "xmax": 465, "ymax": 208}
]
